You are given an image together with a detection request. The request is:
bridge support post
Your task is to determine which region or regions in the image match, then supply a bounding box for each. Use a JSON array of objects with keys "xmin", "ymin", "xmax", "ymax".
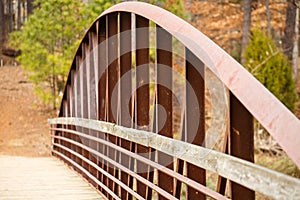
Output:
[
  {"xmin": 185, "ymin": 48, "xmax": 206, "ymax": 200},
  {"xmin": 229, "ymin": 93, "xmax": 255, "ymax": 200}
]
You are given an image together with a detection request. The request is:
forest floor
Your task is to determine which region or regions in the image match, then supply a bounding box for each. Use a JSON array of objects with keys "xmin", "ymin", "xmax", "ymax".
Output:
[{"xmin": 0, "ymin": 65, "xmax": 52, "ymax": 157}]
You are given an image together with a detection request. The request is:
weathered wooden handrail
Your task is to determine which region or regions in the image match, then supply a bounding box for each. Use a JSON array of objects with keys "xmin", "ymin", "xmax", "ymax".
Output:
[
  {"xmin": 49, "ymin": 117, "xmax": 300, "ymax": 199},
  {"xmin": 50, "ymin": 2, "xmax": 300, "ymax": 199}
]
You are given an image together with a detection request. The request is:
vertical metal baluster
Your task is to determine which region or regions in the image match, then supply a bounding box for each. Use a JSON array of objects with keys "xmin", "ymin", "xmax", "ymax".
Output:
[
  {"xmin": 216, "ymin": 132, "xmax": 229, "ymax": 195},
  {"xmin": 107, "ymin": 13, "xmax": 119, "ymax": 199},
  {"xmin": 185, "ymin": 47, "xmax": 206, "ymax": 200},
  {"xmin": 129, "ymin": 14, "xmax": 136, "ymax": 198},
  {"xmin": 71, "ymin": 69, "xmax": 80, "ymax": 169},
  {"xmin": 93, "ymin": 22, "xmax": 99, "ymax": 120},
  {"xmin": 85, "ymin": 38, "xmax": 93, "ymax": 183},
  {"xmin": 92, "ymin": 21, "xmax": 99, "ymax": 120},
  {"xmin": 56, "ymin": 91, "xmax": 63, "ymax": 156},
  {"xmin": 120, "ymin": 11, "xmax": 133, "ymax": 200},
  {"xmin": 88, "ymin": 29, "xmax": 98, "ymax": 187},
  {"xmin": 75, "ymin": 55, "xmax": 83, "ymax": 170},
  {"xmin": 98, "ymin": 16, "xmax": 108, "ymax": 196},
  {"xmin": 216, "ymin": 92, "xmax": 230, "ymax": 196},
  {"xmin": 71, "ymin": 70, "xmax": 76, "ymax": 165},
  {"xmin": 66, "ymin": 85, "xmax": 71, "ymax": 161},
  {"xmin": 60, "ymin": 100, "xmax": 67, "ymax": 161},
  {"xmin": 175, "ymin": 114, "xmax": 185, "ymax": 198},
  {"xmin": 80, "ymin": 42, "xmax": 90, "ymax": 181},
  {"xmin": 78, "ymin": 49, "xmax": 85, "ymax": 173},
  {"xmin": 156, "ymin": 25, "xmax": 173, "ymax": 200},
  {"xmin": 92, "ymin": 21, "xmax": 102, "ymax": 191},
  {"xmin": 148, "ymin": 106, "xmax": 155, "ymax": 200},
  {"xmin": 136, "ymin": 15, "xmax": 150, "ymax": 199},
  {"xmin": 53, "ymin": 121, "xmax": 59, "ymax": 154},
  {"xmin": 64, "ymin": 89, "xmax": 71, "ymax": 163},
  {"xmin": 69, "ymin": 80, "xmax": 76, "ymax": 165},
  {"xmin": 216, "ymin": 87, "xmax": 230, "ymax": 195},
  {"xmin": 65, "ymin": 99, "xmax": 70, "ymax": 161},
  {"xmin": 83, "ymin": 33, "xmax": 95, "ymax": 186},
  {"xmin": 58, "ymin": 100, "xmax": 64, "ymax": 157},
  {"xmin": 229, "ymin": 93, "xmax": 255, "ymax": 200}
]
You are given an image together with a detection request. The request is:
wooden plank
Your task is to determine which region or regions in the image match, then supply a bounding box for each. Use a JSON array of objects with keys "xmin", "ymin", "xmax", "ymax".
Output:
[
  {"xmin": 0, "ymin": 156, "xmax": 103, "ymax": 200},
  {"xmin": 49, "ymin": 117, "xmax": 300, "ymax": 200}
]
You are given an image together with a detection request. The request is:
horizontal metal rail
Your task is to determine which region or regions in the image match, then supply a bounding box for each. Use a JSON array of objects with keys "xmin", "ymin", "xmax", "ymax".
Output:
[
  {"xmin": 53, "ymin": 149, "xmax": 121, "ymax": 200},
  {"xmin": 49, "ymin": 117, "xmax": 300, "ymax": 199},
  {"xmin": 52, "ymin": 136, "xmax": 177, "ymax": 200},
  {"xmin": 53, "ymin": 144, "xmax": 144, "ymax": 200},
  {"xmin": 51, "ymin": 127, "xmax": 228, "ymax": 200}
]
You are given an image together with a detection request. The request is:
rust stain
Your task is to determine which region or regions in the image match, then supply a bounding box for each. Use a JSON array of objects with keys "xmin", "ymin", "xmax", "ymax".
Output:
[{"xmin": 232, "ymin": 127, "xmax": 240, "ymax": 136}]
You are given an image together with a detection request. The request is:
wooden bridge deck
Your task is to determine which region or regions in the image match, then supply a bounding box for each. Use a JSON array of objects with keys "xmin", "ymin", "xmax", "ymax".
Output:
[{"xmin": 0, "ymin": 156, "xmax": 103, "ymax": 200}]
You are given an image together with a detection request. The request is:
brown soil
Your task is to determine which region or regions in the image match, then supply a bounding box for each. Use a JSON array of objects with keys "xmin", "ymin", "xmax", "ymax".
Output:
[
  {"xmin": 187, "ymin": 0, "xmax": 286, "ymax": 54},
  {"xmin": 0, "ymin": 65, "xmax": 52, "ymax": 157}
]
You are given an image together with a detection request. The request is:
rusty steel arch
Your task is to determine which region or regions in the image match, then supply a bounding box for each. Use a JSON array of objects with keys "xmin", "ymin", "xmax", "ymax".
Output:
[
  {"xmin": 50, "ymin": 2, "xmax": 300, "ymax": 200},
  {"xmin": 99, "ymin": 2, "xmax": 300, "ymax": 167}
]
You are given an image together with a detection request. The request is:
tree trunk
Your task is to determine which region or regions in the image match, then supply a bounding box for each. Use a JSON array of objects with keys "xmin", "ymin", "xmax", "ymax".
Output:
[
  {"xmin": 283, "ymin": 0, "xmax": 297, "ymax": 79},
  {"xmin": 22, "ymin": 1, "xmax": 26, "ymax": 23},
  {"xmin": 265, "ymin": 0, "xmax": 271, "ymax": 35},
  {"xmin": 241, "ymin": 0, "xmax": 252, "ymax": 64},
  {"xmin": 292, "ymin": 7, "xmax": 299, "ymax": 81},
  {"xmin": 17, "ymin": 0, "xmax": 21, "ymax": 30},
  {"xmin": 0, "ymin": 0, "xmax": 4, "ymax": 50},
  {"xmin": 8, "ymin": 0, "xmax": 13, "ymax": 32},
  {"xmin": 27, "ymin": 0, "xmax": 33, "ymax": 15}
]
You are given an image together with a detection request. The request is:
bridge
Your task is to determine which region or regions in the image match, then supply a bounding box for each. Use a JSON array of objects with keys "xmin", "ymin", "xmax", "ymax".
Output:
[{"xmin": 2, "ymin": 2, "xmax": 300, "ymax": 199}]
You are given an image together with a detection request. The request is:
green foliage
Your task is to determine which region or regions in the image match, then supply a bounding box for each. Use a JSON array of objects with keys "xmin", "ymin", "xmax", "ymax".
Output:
[
  {"xmin": 84, "ymin": 0, "xmax": 115, "ymax": 20},
  {"xmin": 9, "ymin": 0, "xmax": 113, "ymax": 109},
  {"xmin": 147, "ymin": 0, "xmax": 187, "ymax": 19},
  {"xmin": 244, "ymin": 29, "xmax": 298, "ymax": 111}
]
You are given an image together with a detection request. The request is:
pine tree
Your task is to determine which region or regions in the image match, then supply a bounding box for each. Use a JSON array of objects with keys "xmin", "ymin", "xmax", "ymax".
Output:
[{"xmin": 244, "ymin": 29, "xmax": 298, "ymax": 112}]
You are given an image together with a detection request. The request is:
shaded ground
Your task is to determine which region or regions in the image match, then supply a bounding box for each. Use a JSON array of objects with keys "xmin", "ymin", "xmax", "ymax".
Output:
[{"xmin": 0, "ymin": 65, "xmax": 52, "ymax": 157}]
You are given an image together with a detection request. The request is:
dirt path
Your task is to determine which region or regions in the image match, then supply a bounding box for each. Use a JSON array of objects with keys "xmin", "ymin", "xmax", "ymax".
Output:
[{"xmin": 0, "ymin": 66, "xmax": 52, "ymax": 157}]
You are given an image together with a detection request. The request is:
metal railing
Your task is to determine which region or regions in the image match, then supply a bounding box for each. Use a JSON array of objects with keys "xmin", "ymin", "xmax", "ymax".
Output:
[{"xmin": 49, "ymin": 2, "xmax": 300, "ymax": 199}]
